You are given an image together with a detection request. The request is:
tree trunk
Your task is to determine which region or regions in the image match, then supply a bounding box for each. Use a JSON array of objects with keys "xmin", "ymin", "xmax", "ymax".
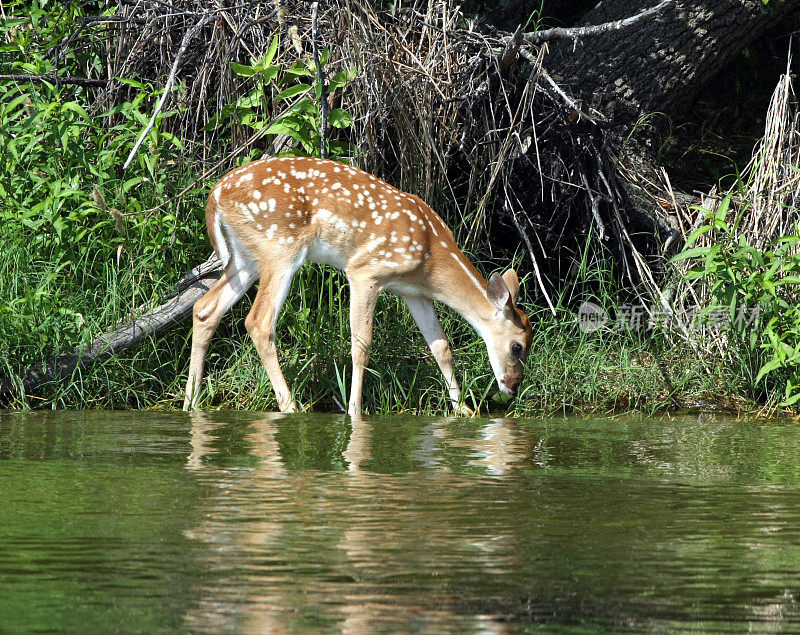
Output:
[
  {"xmin": 534, "ymin": 0, "xmax": 800, "ymax": 262},
  {"xmin": 547, "ymin": 0, "xmax": 800, "ymax": 126}
]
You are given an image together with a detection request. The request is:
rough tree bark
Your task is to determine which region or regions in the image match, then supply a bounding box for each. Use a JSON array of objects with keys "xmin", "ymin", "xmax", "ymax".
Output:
[
  {"xmin": 548, "ymin": 0, "xmax": 798, "ymax": 122},
  {"xmin": 542, "ymin": 0, "xmax": 800, "ymax": 244}
]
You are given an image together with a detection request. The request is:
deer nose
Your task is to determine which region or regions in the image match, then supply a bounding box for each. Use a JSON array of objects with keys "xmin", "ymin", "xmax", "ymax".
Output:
[{"xmin": 501, "ymin": 378, "xmax": 520, "ymax": 396}]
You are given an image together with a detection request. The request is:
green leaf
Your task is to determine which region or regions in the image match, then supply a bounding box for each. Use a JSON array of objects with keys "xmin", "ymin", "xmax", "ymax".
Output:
[
  {"xmin": 670, "ymin": 246, "xmax": 712, "ymax": 263},
  {"xmin": 329, "ymin": 67, "xmax": 360, "ymax": 90},
  {"xmin": 116, "ymin": 77, "xmax": 147, "ymax": 90},
  {"xmin": 275, "ymin": 83, "xmax": 312, "ymax": 101},
  {"xmin": 122, "ymin": 176, "xmax": 147, "ymax": 193},
  {"xmin": 265, "ymin": 121, "xmax": 299, "ymax": 136},
  {"xmin": 285, "ymin": 97, "xmax": 315, "ymax": 114},
  {"xmin": 684, "ymin": 224, "xmax": 713, "ymax": 247},
  {"xmin": 262, "ymin": 66, "xmax": 280, "ymax": 83},
  {"xmin": 756, "ymin": 357, "xmax": 784, "ymax": 383},
  {"xmin": 263, "ymin": 36, "xmax": 279, "ymax": 69},
  {"xmin": 159, "ymin": 131, "xmax": 183, "ymax": 149},
  {"xmin": 328, "ymin": 108, "xmax": 352, "ymax": 128},
  {"xmin": 712, "ymin": 218, "xmax": 730, "ymax": 232},
  {"xmin": 231, "ymin": 62, "xmax": 257, "ymax": 77},
  {"xmin": 281, "ymin": 62, "xmax": 314, "ymax": 82},
  {"xmin": 235, "ymin": 89, "xmax": 262, "ymax": 109},
  {"xmin": 62, "ymin": 101, "xmax": 90, "ymax": 122},
  {"xmin": 52, "ymin": 215, "xmax": 65, "ymax": 240},
  {"xmin": 682, "ymin": 269, "xmax": 707, "ymax": 281},
  {"xmin": 714, "ymin": 194, "xmax": 731, "ymax": 223},
  {"xmin": 779, "ymin": 390, "xmax": 800, "ymax": 407}
]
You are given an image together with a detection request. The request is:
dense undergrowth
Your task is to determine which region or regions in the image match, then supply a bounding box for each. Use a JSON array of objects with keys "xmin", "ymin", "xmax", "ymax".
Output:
[
  {"xmin": 0, "ymin": 0, "xmax": 795, "ymax": 415},
  {"xmin": 0, "ymin": 65, "xmax": 736, "ymax": 415}
]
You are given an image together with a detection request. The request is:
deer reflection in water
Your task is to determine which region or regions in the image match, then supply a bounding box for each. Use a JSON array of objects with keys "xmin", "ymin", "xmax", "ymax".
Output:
[{"xmin": 181, "ymin": 413, "xmax": 534, "ymax": 633}]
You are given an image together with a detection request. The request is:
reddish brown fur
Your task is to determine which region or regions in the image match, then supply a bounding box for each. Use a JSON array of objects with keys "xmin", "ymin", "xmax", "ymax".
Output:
[
  {"xmin": 207, "ymin": 156, "xmax": 475, "ymax": 295},
  {"xmin": 185, "ymin": 156, "xmax": 532, "ymax": 415}
]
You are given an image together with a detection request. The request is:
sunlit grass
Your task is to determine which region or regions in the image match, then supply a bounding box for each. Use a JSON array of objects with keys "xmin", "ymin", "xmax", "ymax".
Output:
[{"xmin": 2, "ymin": 254, "xmax": 738, "ymax": 416}]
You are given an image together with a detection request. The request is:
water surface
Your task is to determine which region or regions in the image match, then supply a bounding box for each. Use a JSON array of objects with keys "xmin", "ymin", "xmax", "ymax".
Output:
[{"xmin": 2, "ymin": 411, "xmax": 800, "ymax": 631}]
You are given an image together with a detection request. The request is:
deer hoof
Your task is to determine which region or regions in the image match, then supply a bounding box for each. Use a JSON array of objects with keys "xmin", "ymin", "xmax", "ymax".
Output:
[{"xmin": 453, "ymin": 403, "xmax": 476, "ymax": 417}]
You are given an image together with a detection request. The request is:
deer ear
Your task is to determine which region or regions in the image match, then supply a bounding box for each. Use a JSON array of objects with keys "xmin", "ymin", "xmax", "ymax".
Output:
[
  {"xmin": 501, "ymin": 269, "xmax": 520, "ymax": 304},
  {"xmin": 487, "ymin": 272, "xmax": 511, "ymax": 312}
]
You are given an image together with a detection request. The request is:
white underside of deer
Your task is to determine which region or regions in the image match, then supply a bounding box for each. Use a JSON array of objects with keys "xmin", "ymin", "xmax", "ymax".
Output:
[{"xmin": 183, "ymin": 156, "xmax": 532, "ymax": 415}]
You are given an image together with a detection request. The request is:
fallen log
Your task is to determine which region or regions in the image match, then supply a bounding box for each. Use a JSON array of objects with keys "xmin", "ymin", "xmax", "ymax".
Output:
[{"xmin": 0, "ymin": 256, "xmax": 221, "ymax": 406}]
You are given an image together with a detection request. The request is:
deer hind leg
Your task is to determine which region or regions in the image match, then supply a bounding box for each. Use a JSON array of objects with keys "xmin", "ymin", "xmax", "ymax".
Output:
[
  {"xmin": 184, "ymin": 264, "xmax": 259, "ymax": 411},
  {"xmin": 346, "ymin": 274, "xmax": 380, "ymax": 416},
  {"xmin": 245, "ymin": 252, "xmax": 306, "ymax": 413},
  {"xmin": 404, "ymin": 296, "xmax": 474, "ymax": 416}
]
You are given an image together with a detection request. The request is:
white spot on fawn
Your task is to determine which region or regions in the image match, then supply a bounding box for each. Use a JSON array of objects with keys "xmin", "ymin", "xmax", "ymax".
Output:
[{"xmin": 365, "ymin": 236, "xmax": 387, "ymax": 252}]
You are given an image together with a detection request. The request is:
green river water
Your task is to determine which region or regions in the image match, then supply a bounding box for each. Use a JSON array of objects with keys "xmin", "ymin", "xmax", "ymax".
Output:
[{"xmin": 2, "ymin": 410, "xmax": 800, "ymax": 632}]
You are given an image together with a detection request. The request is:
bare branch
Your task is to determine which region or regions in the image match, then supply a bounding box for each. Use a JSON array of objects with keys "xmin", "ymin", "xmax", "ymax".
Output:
[
  {"xmin": 524, "ymin": 0, "xmax": 672, "ymax": 44},
  {"xmin": 311, "ymin": 2, "xmax": 328, "ymax": 159},
  {"xmin": 122, "ymin": 12, "xmax": 214, "ymax": 171},
  {"xmin": 520, "ymin": 49, "xmax": 602, "ymax": 124},
  {"xmin": 508, "ymin": 205, "xmax": 557, "ymax": 316},
  {"xmin": 499, "ymin": 24, "xmax": 523, "ymax": 74}
]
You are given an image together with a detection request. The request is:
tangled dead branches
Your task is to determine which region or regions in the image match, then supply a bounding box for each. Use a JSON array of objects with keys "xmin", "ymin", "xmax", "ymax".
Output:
[{"xmin": 42, "ymin": 0, "xmax": 674, "ymax": 303}]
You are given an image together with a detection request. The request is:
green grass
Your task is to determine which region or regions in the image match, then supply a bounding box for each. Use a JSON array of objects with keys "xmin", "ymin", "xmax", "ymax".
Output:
[
  {"xmin": 0, "ymin": 6, "xmax": 757, "ymax": 416},
  {"xmin": 2, "ymin": 260, "xmax": 743, "ymax": 416}
]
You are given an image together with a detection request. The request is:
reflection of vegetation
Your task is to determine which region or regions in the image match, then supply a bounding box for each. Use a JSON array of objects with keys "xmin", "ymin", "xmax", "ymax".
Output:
[
  {"xmin": 203, "ymin": 421, "xmax": 261, "ymax": 468},
  {"xmin": 0, "ymin": 412, "xmax": 209, "ymax": 632},
  {"xmin": 5, "ymin": 412, "xmax": 800, "ymax": 630},
  {"xmin": 520, "ymin": 416, "xmax": 800, "ymax": 483},
  {"xmin": 274, "ymin": 414, "xmax": 351, "ymax": 471}
]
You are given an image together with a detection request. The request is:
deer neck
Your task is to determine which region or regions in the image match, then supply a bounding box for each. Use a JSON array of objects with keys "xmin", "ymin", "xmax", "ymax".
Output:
[{"xmin": 431, "ymin": 248, "xmax": 498, "ymax": 335}]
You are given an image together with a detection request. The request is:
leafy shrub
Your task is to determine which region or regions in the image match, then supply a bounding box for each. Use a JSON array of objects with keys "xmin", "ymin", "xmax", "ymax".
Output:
[
  {"xmin": 0, "ymin": 6, "xmax": 208, "ymax": 374},
  {"xmin": 673, "ymin": 195, "xmax": 800, "ymax": 406},
  {"xmin": 210, "ymin": 36, "xmax": 358, "ymax": 159}
]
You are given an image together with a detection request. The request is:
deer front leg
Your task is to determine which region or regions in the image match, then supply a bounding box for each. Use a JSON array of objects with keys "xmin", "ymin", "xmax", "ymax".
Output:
[
  {"xmin": 404, "ymin": 296, "xmax": 474, "ymax": 416},
  {"xmin": 347, "ymin": 276, "xmax": 380, "ymax": 416},
  {"xmin": 245, "ymin": 259, "xmax": 303, "ymax": 413}
]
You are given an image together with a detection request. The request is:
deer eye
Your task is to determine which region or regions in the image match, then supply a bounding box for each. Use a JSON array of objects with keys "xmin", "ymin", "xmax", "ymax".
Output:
[{"xmin": 511, "ymin": 342, "xmax": 523, "ymax": 357}]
